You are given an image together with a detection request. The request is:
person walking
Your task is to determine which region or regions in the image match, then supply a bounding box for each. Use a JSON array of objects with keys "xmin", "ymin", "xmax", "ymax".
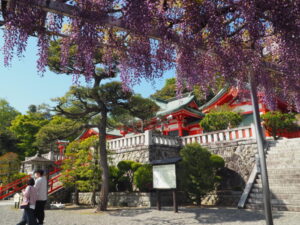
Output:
[
  {"xmin": 16, "ymin": 178, "xmax": 38, "ymax": 225},
  {"xmin": 34, "ymin": 170, "xmax": 48, "ymax": 225}
]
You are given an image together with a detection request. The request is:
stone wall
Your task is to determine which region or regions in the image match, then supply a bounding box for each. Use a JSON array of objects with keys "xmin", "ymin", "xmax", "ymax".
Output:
[
  {"xmin": 109, "ymin": 145, "xmax": 180, "ymax": 166},
  {"xmin": 203, "ymin": 139, "xmax": 257, "ymax": 186},
  {"xmin": 109, "ymin": 146, "xmax": 150, "ymax": 165},
  {"xmin": 107, "ymin": 138, "xmax": 258, "ymax": 207},
  {"xmin": 74, "ymin": 191, "xmax": 189, "ymax": 207},
  {"xmin": 110, "ymin": 138, "xmax": 257, "ymax": 187},
  {"xmin": 199, "ymin": 139, "xmax": 258, "ymax": 206},
  {"xmin": 201, "ymin": 190, "xmax": 243, "ymax": 206}
]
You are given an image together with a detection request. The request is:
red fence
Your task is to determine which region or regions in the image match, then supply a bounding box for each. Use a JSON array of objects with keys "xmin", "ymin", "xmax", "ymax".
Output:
[
  {"xmin": 0, "ymin": 175, "xmax": 31, "ymax": 200},
  {"xmin": 0, "ymin": 163, "xmax": 63, "ymax": 200}
]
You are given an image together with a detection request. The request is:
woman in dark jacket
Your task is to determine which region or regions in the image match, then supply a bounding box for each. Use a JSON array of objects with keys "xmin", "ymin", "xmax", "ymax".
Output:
[{"xmin": 16, "ymin": 178, "xmax": 38, "ymax": 225}]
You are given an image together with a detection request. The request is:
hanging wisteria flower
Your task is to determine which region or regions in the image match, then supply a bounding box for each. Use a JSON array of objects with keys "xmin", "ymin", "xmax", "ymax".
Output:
[{"xmin": 1, "ymin": 0, "xmax": 300, "ymax": 110}]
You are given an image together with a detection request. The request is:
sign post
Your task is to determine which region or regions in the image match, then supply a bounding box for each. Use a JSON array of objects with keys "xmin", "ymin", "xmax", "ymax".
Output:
[{"xmin": 151, "ymin": 157, "xmax": 181, "ymax": 213}]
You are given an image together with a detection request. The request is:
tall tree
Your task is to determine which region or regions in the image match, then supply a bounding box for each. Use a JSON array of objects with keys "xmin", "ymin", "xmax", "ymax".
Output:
[
  {"xmin": 0, "ymin": 98, "xmax": 20, "ymax": 131},
  {"xmin": 9, "ymin": 113, "xmax": 49, "ymax": 157},
  {"xmin": 0, "ymin": 99, "xmax": 20, "ymax": 156},
  {"xmin": 54, "ymin": 82, "xmax": 132, "ymax": 211},
  {"xmin": 46, "ymin": 38, "xmax": 160, "ymax": 210},
  {"xmin": 0, "ymin": 152, "xmax": 20, "ymax": 184}
]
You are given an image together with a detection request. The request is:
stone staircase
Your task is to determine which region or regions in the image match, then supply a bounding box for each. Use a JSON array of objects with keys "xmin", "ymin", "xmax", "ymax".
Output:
[{"xmin": 245, "ymin": 138, "xmax": 300, "ymax": 211}]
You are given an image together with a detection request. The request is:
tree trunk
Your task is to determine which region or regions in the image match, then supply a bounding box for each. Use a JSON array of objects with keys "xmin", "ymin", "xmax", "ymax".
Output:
[
  {"xmin": 97, "ymin": 110, "xmax": 109, "ymax": 211},
  {"xmin": 91, "ymin": 189, "xmax": 96, "ymax": 207},
  {"xmin": 196, "ymin": 196, "xmax": 201, "ymax": 206},
  {"xmin": 74, "ymin": 186, "xmax": 79, "ymax": 205}
]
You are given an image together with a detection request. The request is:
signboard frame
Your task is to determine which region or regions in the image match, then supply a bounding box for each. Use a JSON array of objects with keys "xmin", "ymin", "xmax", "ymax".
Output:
[
  {"xmin": 150, "ymin": 157, "xmax": 181, "ymax": 213},
  {"xmin": 153, "ymin": 163, "xmax": 177, "ymax": 189}
]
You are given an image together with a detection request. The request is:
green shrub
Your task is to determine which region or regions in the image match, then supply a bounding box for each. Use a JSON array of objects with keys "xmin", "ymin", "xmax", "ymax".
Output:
[
  {"xmin": 11, "ymin": 172, "xmax": 27, "ymax": 181},
  {"xmin": 117, "ymin": 176, "xmax": 132, "ymax": 192},
  {"xmin": 200, "ymin": 111, "xmax": 242, "ymax": 132},
  {"xmin": 131, "ymin": 162, "xmax": 142, "ymax": 171},
  {"xmin": 133, "ymin": 164, "xmax": 153, "ymax": 192},
  {"xmin": 109, "ymin": 166, "xmax": 119, "ymax": 192},
  {"xmin": 210, "ymin": 154, "xmax": 225, "ymax": 169},
  {"xmin": 261, "ymin": 111, "xmax": 297, "ymax": 140},
  {"xmin": 117, "ymin": 160, "xmax": 135, "ymax": 173},
  {"xmin": 179, "ymin": 143, "xmax": 225, "ymax": 205}
]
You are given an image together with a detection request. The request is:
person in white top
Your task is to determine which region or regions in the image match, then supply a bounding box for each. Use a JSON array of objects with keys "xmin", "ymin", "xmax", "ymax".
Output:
[{"xmin": 34, "ymin": 170, "xmax": 48, "ymax": 225}]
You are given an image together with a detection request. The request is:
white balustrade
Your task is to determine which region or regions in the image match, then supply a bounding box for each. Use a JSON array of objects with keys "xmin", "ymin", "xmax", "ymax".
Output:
[
  {"xmin": 107, "ymin": 125, "xmax": 254, "ymax": 150},
  {"xmin": 181, "ymin": 125, "xmax": 254, "ymax": 146},
  {"xmin": 107, "ymin": 133, "xmax": 146, "ymax": 150}
]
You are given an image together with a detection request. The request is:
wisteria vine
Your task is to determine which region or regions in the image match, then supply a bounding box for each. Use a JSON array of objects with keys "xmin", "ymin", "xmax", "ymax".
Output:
[{"xmin": 1, "ymin": 0, "xmax": 300, "ymax": 110}]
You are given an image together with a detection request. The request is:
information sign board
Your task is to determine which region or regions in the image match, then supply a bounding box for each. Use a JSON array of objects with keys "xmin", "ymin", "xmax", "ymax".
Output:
[{"xmin": 153, "ymin": 164, "xmax": 176, "ymax": 189}]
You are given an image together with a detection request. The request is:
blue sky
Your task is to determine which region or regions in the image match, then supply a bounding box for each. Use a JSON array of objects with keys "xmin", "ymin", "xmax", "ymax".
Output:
[{"xmin": 0, "ymin": 32, "xmax": 174, "ymax": 114}]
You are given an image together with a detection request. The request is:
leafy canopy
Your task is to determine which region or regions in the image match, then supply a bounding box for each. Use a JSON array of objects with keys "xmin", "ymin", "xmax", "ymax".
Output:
[
  {"xmin": 9, "ymin": 113, "xmax": 49, "ymax": 157},
  {"xmin": 35, "ymin": 115, "xmax": 83, "ymax": 149},
  {"xmin": 0, "ymin": 99, "xmax": 20, "ymax": 156},
  {"xmin": 0, "ymin": 99, "xmax": 20, "ymax": 131}
]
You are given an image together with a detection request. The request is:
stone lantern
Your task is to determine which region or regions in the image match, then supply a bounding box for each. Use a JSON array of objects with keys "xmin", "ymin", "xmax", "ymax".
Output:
[{"xmin": 21, "ymin": 151, "xmax": 55, "ymax": 175}]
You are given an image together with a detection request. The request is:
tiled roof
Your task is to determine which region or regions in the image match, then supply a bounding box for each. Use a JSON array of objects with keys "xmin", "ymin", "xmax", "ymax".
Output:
[
  {"xmin": 198, "ymin": 87, "xmax": 229, "ymax": 111},
  {"xmin": 153, "ymin": 93, "xmax": 203, "ymax": 117},
  {"xmin": 22, "ymin": 152, "xmax": 54, "ymax": 164}
]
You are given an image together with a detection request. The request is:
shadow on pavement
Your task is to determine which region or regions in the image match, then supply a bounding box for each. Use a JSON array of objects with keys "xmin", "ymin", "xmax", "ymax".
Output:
[{"xmin": 107, "ymin": 206, "xmax": 282, "ymax": 224}]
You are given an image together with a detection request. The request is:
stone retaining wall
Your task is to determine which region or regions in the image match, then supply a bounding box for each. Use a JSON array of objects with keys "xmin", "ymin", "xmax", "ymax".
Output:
[
  {"xmin": 109, "ymin": 145, "xmax": 180, "ymax": 166},
  {"xmin": 203, "ymin": 139, "xmax": 257, "ymax": 189},
  {"xmin": 106, "ymin": 138, "xmax": 258, "ymax": 207},
  {"xmin": 74, "ymin": 191, "xmax": 189, "ymax": 207}
]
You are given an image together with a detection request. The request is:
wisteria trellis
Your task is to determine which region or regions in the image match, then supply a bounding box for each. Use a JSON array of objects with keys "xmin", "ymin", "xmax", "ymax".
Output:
[{"xmin": 1, "ymin": 0, "xmax": 300, "ymax": 110}]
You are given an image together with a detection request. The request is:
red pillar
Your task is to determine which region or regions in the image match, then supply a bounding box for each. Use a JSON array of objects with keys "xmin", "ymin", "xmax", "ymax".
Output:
[
  {"xmin": 58, "ymin": 145, "xmax": 64, "ymax": 161},
  {"xmin": 177, "ymin": 115, "xmax": 185, "ymax": 137}
]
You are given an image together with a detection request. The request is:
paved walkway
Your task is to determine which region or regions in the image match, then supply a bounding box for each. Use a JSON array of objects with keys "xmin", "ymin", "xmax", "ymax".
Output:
[{"xmin": 2, "ymin": 204, "xmax": 300, "ymax": 225}]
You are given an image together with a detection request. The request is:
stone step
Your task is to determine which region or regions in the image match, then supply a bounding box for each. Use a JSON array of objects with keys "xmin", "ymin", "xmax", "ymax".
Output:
[
  {"xmin": 267, "ymin": 151, "xmax": 300, "ymax": 156},
  {"xmin": 257, "ymin": 174, "xmax": 300, "ymax": 179},
  {"xmin": 256, "ymin": 178, "xmax": 300, "ymax": 185},
  {"xmin": 266, "ymin": 158, "xmax": 300, "ymax": 163},
  {"xmin": 252, "ymin": 185, "xmax": 300, "ymax": 193},
  {"xmin": 266, "ymin": 168, "xmax": 300, "ymax": 175},
  {"xmin": 250, "ymin": 193, "xmax": 300, "ymax": 200},
  {"xmin": 266, "ymin": 161, "xmax": 300, "ymax": 166},
  {"xmin": 248, "ymin": 197, "xmax": 300, "ymax": 205},
  {"xmin": 266, "ymin": 164, "xmax": 300, "ymax": 169},
  {"xmin": 269, "ymin": 142, "xmax": 300, "ymax": 146},
  {"xmin": 265, "ymin": 158, "xmax": 300, "ymax": 163},
  {"xmin": 268, "ymin": 138, "xmax": 300, "ymax": 145},
  {"xmin": 268, "ymin": 144, "xmax": 300, "ymax": 149},
  {"xmin": 245, "ymin": 203, "xmax": 300, "ymax": 212},
  {"xmin": 267, "ymin": 150, "xmax": 300, "ymax": 155},
  {"xmin": 268, "ymin": 147, "xmax": 300, "ymax": 152}
]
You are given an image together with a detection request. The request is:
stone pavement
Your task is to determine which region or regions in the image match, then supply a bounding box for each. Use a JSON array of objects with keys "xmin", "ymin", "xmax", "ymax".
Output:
[{"xmin": 2, "ymin": 204, "xmax": 300, "ymax": 225}]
